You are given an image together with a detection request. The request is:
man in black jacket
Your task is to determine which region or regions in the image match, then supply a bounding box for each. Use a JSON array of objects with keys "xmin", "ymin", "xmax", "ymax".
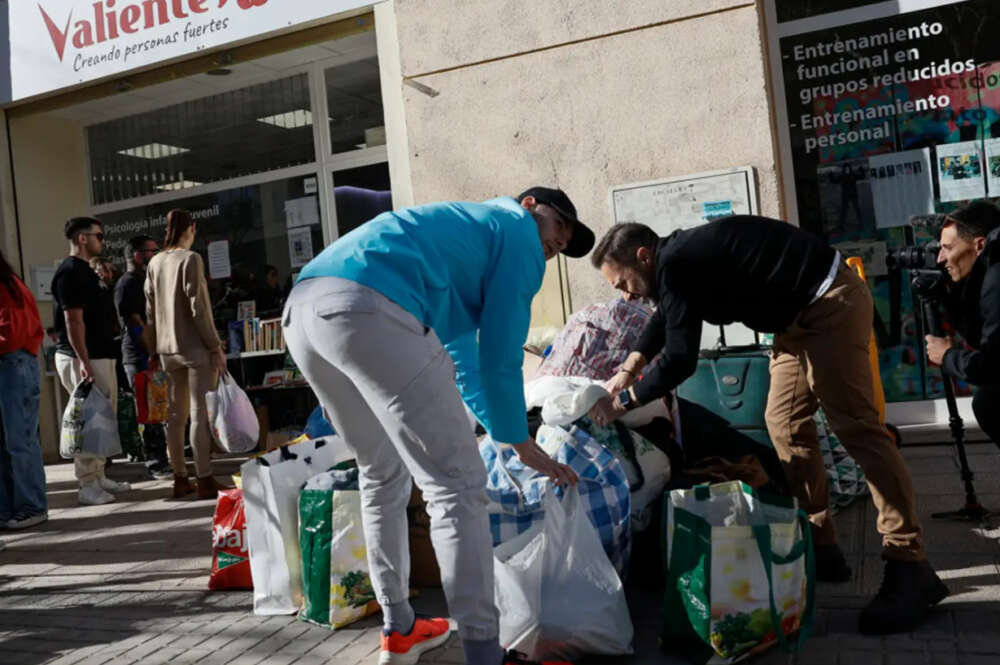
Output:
[
  {"xmin": 924, "ymin": 201, "xmax": 1000, "ymax": 447},
  {"xmin": 589, "ymin": 217, "xmax": 946, "ymax": 635}
]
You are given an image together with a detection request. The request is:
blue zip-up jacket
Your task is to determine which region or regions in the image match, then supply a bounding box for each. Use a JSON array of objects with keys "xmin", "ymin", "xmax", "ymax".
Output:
[{"xmin": 297, "ymin": 197, "xmax": 544, "ymax": 444}]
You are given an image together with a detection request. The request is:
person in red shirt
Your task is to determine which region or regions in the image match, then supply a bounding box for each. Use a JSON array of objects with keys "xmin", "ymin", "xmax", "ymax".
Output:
[{"xmin": 0, "ymin": 250, "xmax": 47, "ymax": 533}]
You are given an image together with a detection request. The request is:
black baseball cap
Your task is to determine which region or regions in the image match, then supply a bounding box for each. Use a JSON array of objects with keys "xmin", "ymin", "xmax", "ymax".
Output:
[{"xmin": 517, "ymin": 186, "xmax": 595, "ymax": 258}]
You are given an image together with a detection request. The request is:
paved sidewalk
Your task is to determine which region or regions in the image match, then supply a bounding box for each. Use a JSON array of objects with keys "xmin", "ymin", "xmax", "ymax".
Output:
[{"xmin": 1, "ymin": 440, "xmax": 999, "ymax": 664}]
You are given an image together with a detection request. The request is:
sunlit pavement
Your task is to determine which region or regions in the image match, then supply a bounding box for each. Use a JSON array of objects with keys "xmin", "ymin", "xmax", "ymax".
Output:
[{"xmin": 1, "ymin": 437, "xmax": 998, "ymax": 665}]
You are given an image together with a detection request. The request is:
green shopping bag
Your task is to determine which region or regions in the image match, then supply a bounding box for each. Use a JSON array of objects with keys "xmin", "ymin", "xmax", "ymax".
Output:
[
  {"xmin": 661, "ymin": 481, "xmax": 815, "ymax": 664},
  {"xmin": 117, "ymin": 387, "xmax": 144, "ymax": 461},
  {"xmin": 298, "ymin": 467, "xmax": 380, "ymax": 629}
]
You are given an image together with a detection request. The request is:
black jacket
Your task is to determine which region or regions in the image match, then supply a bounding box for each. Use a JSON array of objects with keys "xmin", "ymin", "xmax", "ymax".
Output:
[
  {"xmin": 632, "ymin": 216, "xmax": 836, "ymax": 404},
  {"xmin": 941, "ymin": 231, "xmax": 1000, "ymax": 385}
]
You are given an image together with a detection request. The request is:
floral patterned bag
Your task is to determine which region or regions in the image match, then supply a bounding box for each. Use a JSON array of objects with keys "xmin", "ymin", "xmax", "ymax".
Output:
[
  {"xmin": 662, "ymin": 481, "xmax": 815, "ymax": 664},
  {"xmin": 298, "ymin": 467, "xmax": 379, "ymax": 628}
]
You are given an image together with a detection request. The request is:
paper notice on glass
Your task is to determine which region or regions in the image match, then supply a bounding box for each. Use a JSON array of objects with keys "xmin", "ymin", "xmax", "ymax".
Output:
[
  {"xmin": 869, "ymin": 149, "xmax": 934, "ymax": 228},
  {"xmin": 207, "ymin": 240, "xmax": 231, "ymax": 280},
  {"xmin": 937, "ymin": 141, "xmax": 986, "ymax": 203},
  {"xmin": 288, "ymin": 227, "xmax": 314, "ymax": 269},
  {"xmin": 985, "ymin": 138, "xmax": 1000, "ymax": 197},
  {"xmin": 285, "ymin": 196, "xmax": 320, "ymax": 229}
]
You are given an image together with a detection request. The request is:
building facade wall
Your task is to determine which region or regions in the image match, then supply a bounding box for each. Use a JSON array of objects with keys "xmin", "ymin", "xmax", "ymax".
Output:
[
  {"xmin": 8, "ymin": 111, "xmax": 89, "ymax": 462},
  {"xmin": 388, "ymin": 0, "xmax": 781, "ymax": 317}
]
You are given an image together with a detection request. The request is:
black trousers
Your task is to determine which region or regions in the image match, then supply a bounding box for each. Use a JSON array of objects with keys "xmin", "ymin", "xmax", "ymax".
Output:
[{"xmin": 972, "ymin": 385, "xmax": 1000, "ymax": 451}]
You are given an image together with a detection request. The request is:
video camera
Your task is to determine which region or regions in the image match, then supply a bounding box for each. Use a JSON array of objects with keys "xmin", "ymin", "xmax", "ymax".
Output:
[{"xmin": 885, "ymin": 214, "xmax": 948, "ymax": 301}]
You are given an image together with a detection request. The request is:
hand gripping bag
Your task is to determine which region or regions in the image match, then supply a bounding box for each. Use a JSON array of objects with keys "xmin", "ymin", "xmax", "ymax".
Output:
[
  {"xmin": 59, "ymin": 381, "xmax": 122, "ymax": 460},
  {"xmin": 207, "ymin": 373, "xmax": 260, "ymax": 453},
  {"xmin": 209, "ymin": 489, "xmax": 253, "ymax": 590}
]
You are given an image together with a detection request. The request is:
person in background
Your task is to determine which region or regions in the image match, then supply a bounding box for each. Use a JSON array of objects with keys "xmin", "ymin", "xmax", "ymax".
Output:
[
  {"xmin": 145, "ymin": 209, "xmax": 228, "ymax": 501},
  {"xmin": 924, "ymin": 202, "xmax": 1000, "ymax": 448},
  {"xmin": 284, "ymin": 187, "xmax": 587, "ymax": 665},
  {"xmin": 115, "ymin": 235, "xmax": 171, "ymax": 479},
  {"xmin": 255, "ymin": 264, "xmax": 284, "ymax": 314},
  {"xmin": 52, "ymin": 217, "xmax": 131, "ymax": 505},
  {"xmin": 89, "ymin": 257, "xmax": 116, "ymax": 289},
  {"xmin": 0, "ymin": 250, "xmax": 48, "ymax": 530}
]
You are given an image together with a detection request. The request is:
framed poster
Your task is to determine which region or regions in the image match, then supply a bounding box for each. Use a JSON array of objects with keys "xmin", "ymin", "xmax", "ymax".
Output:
[{"xmin": 609, "ymin": 167, "xmax": 758, "ymax": 237}]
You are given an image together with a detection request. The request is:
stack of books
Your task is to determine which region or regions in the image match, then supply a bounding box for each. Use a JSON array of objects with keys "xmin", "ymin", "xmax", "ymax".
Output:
[{"xmin": 238, "ymin": 317, "xmax": 285, "ymax": 354}]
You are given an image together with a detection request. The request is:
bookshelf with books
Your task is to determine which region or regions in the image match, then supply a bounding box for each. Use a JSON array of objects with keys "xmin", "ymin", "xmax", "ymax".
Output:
[{"xmin": 224, "ymin": 315, "xmax": 315, "ymax": 442}]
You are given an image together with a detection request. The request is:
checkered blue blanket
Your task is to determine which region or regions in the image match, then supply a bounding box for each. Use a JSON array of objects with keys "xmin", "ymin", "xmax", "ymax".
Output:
[{"xmin": 480, "ymin": 425, "xmax": 632, "ymax": 576}]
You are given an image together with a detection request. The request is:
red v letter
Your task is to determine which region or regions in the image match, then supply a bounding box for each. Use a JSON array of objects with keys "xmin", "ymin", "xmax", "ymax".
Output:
[{"xmin": 38, "ymin": 5, "xmax": 73, "ymax": 62}]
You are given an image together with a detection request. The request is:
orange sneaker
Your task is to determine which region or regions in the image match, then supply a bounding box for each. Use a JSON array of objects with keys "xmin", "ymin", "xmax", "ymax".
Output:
[
  {"xmin": 503, "ymin": 651, "xmax": 573, "ymax": 665},
  {"xmin": 378, "ymin": 616, "xmax": 453, "ymax": 665}
]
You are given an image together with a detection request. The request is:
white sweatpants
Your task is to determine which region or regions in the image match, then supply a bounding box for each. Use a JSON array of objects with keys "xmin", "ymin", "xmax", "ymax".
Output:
[{"xmin": 282, "ymin": 276, "xmax": 498, "ymax": 641}]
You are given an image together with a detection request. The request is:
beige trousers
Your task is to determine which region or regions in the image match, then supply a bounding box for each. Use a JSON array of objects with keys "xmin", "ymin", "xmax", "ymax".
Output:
[
  {"xmin": 161, "ymin": 352, "xmax": 218, "ymax": 479},
  {"xmin": 55, "ymin": 354, "xmax": 117, "ymax": 486},
  {"xmin": 765, "ymin": 265, "xmax": 925, "ymax": 561}
]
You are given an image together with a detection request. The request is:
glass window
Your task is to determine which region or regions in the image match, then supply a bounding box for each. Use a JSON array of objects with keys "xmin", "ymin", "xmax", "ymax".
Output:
[
  {"xmin": 325, "ymin": 57, "xmax": 385, "ymax": 155},
  {"xmin": 98, "ymin": 174, "xmax": 323, "ymax": 326},
  {"xmin": 87, "ymin": 74, "xmax": 315, "ymax": 205},
  {"xmin": 331, "ymin": 162, "xmax": 392, "ymax": 237},
  {"xmin": 769, "ymin": 0, "xmax": 1000, "ymax": 401}
]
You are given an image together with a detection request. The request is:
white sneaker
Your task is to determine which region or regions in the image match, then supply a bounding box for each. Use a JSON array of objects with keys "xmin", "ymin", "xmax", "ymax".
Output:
[
  {"xmin": 99, "ymin": 478, "xmax": 132, "ymax": 493},
  {"xmin": 79, "ymin": 483, "xmax": 115, "ymax": 505}
]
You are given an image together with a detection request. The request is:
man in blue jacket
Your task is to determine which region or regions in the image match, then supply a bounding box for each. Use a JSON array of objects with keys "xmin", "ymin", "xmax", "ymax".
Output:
[{"xmin": 283, "ymin": 188, "xmax": 590, "ymax": 665}]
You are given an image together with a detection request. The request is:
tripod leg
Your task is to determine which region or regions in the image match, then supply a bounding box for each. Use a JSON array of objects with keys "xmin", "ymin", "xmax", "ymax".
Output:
[{"xmin": 919, "ymin": 296, "xmax": 995, "ymax": 522}]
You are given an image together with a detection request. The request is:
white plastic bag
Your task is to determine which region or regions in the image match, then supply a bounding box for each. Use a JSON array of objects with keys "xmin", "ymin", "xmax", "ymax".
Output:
[
  {"xmin": 525, "ymin": 375, "xmax": 671, "ymax": 428},
  {"xmin": 60, "ymin": 381, "xmax": 122, "ymax": 460},
  {"xmin": 207, "ymin": 373, "xmax": 259, "ymax": 453},
  {"xmin": 494, "ymin": 484, "xmax": 633, "ymax": 661},
  {"xmin": 242, "ymin": 436, "xmax": 352, "ymax": 615}
]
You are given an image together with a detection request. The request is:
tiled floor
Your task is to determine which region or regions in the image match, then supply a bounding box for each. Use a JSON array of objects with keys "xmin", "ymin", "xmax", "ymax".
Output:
[{"xmin": 1, "ymin": 439, "xmax": 998, "ymax": 664}]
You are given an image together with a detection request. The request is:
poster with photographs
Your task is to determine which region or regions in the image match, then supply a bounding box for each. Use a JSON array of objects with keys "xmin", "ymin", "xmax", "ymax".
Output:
[
  {"xmin": 986, "ymin": 138, "xmax": 1000, "ymax": 197},
  {"xmin": 816, "ymin": 158, "xmax": 875, "ymax": 239},
  {"xmin": 936, "ymin": 141, "xmax": 986, "ymax": 203},
  {"xmin": 868, "ymin": 149, "xmax": 934, "ymax": 229}
]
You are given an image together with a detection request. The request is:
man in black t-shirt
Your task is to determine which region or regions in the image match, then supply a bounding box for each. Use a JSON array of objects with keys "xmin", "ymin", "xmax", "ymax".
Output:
[
  {"xmin": 52, "ymin": 217, "xmax": 131, "ymax": 506},
  {"xmin": 115, "ymin": 235, "xmax": 170, "ymax": 478}
]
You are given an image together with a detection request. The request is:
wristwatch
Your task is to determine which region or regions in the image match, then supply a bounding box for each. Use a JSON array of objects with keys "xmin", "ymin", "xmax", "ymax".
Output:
[{"xmin": 618, "ymin": 389, "xmax": 638, "ymax": 412}]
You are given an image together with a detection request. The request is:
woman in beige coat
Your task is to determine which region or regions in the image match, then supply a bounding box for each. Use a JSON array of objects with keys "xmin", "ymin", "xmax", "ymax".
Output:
[{"xmin": 145, "ymin": 209, "xmax": 228, "ymax": 500}]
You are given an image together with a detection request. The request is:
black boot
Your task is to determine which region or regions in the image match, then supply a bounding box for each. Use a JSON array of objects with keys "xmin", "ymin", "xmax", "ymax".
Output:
[
  {"xmin": 815, "ymin": 543, "xmax": 852, "ymax": 583},
  {"xmin": 858, "ymin": 559, "xmax": 949, "ymax": 635}
]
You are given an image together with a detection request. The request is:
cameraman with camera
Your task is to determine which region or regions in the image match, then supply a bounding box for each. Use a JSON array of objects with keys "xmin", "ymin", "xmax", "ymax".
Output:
[{"xmin": 924, "ymin": 201, "xmax": 1000, "ymax": 448}]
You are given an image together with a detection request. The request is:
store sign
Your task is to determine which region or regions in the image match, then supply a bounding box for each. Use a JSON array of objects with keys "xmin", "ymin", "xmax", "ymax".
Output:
[{"xmin": 3, "ymin": 0, "xmax": 375, "ymax": 104}]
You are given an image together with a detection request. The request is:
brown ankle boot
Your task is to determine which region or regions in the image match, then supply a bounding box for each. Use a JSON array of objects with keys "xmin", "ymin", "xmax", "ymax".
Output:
[
  {"xmin": 196, "ymin": 475, "xmax": 232, "ymax": 501},
  {"xmin": 172, "ymin": 475, "xmax": 195, "ymax": 499}
]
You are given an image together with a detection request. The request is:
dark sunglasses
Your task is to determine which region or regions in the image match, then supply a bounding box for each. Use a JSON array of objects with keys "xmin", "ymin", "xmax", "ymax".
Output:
[{"xmin": 85, "ymin": 232, "xmax": 105, "ymax": 241}]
